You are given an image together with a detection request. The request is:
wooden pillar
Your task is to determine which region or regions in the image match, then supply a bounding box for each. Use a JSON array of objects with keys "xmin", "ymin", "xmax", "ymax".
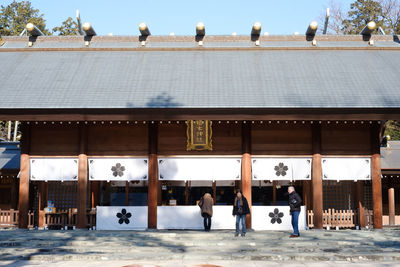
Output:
[
  {"xmin": 302, "ymin": 180, "xmax": 312, "ymax": 212},
  {"xmin": 272, "ymin": 181, "xmax": 277, "ymax": 205},
  {"xmin": 371, "ymin": 123, "xmax": 383, "ymax": 229},
  {"xmin": 241, "ymin": 122, "xmax": 252, "ymax": 228},
  {"xmin": 356, "ymin": 181, "xmax": 365, "ymax": 227},
  {"xmin": 312, "ymin": 124, "xmax": 323, "ymax": 229},
  {"xmin": 18, "ymin": 122, "xmax": 30, "ymax": 228},
  {"xmin": 91, "ymin": 181, "xmax": 99, "ymax": 208},
  {"xmin": 185, "ymin": 181, "xmax": 189, "ymax": 205},
  {"xmin": 11, "ymin": 176, "xmax": 19, "ymax": 209},
  {"xmin": 389, "ymin": 187, "xmax": 395, "ymax": 226},
  {"xmin": 38, "ymin": 182, "xmax": 47, "ymax": 227},
  {"xmin": 212, "ymin": 181, "xmax": 217, "ymax": 205},
  {"xmin": 77, "ymin": 125, "xmax": 88, "ymax": 229},
  {"xmin": 125, "ymin": 181, "xmax": 130, "ymax": 206},
  {"xmin": 148, "ymin": 122, "xmax": 158, "ymax": 229}
]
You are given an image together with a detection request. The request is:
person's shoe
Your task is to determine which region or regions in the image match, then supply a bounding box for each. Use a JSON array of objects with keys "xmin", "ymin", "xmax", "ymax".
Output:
[
  {"xmin": 241, "ymin": 233, "xmax": 246, "ymax": 237},
  {"xmin": 289, "ymin": 234, "xmax": 299, "ymax": 238},
  {"xmin": 234, "ymin": 233, "xmax": 239, "ymax": 237}
]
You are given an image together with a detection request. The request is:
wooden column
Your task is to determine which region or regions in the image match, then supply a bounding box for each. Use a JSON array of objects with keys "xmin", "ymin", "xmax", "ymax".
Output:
[
  {"xmin": 90, "ymin": 181, "xmax": 99, "ymax": 208},
  {"xmin": 125, "ymin": 181, "xmax": 130, "ymax": 206},
  {"xmin": 302, "ymin": 180, "xmax": 312, "ymax": 212},
  {"xmin": 272, "ymin": 181, "xmax": 277, "ymax": 205},
  {"xmin": 312, "ymin": 124, "xmax": 323, "ymax": 229},
  {"xmin": 241, "ymin": 122, "xmax": 252, "ymax": 228},
  {"xmin": 389, "ymin": 187, "xmax": 395, "ymax": 226},
  {"xmin": 18, "ymin": 122, "xmax": 30, "ymax": 228},
  {"xmin": 38, "ymin": 182, "xmax": 47, "ymax": 227},
  {"xmin": 185, "ymin": 181, "xmax": 189, "ymax": 205},
  {"xmin": 11, "ymin": 176, "xmax": 19, "ymax": 209},
  {"xmin": 77, "ymin": 125, "xmax": 88, "ymax": 229},
  {"xmin": 355, "ymin": 181, "xmax": 365, "ymax": 227},
  {"xmin": 148, "ymin": 122, "xmax": 158, "ymax": 229},
  {"xmin": 371, "ymin": 123, "xmax": 383, "ymax": 229},
  {"xmin": 212, "ymin": 181, "xmax": 217, "ymax": 205}
]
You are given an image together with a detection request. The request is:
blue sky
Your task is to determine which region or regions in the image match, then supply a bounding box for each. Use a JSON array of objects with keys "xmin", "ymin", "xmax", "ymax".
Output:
[{"xmin": 3, "ymin": 0, "xmax": 354, "ymax": 35}]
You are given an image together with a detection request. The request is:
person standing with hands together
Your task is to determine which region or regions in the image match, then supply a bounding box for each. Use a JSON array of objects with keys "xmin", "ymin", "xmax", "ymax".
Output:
[{"xmin": 232, "ymin": 190, "xmax": 250, "ymax": 237}]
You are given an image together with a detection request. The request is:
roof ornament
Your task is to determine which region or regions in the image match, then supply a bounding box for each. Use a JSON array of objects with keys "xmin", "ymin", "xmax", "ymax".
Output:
[
  {"xmin": 323, "ymin": 8, "xmax": 330, "ymax": 35},
  {"xmin": 83, "ymin": 22, "xmax": 96, "ymax": 46},
  {"xmin": 360, "ymin": 21, "xmax": 376, "ymax": 45},
  {"xmin": 251, "ymin": 22, "xmax": 261, "ymax": 46},
  {"xmin": 306, "ymin": 21, "xmax": 318, "ymax": 46},
  {"xmin": 25, "ymin": 23, "xmax": 44, "ymax": 47},
  {"xmin": 196, "ymin": 22, "xmax": 205, "ymax": 46},
  {"xmin": 76, "ymin": 9, "xmax": 84, "ymax": 36},
  {"xmin": 139, "ymin": 22, "xmax": 150, "ymax": 46}
]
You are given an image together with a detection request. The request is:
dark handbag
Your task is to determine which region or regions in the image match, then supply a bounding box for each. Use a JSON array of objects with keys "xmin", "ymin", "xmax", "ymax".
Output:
[
  {"xmin": 198, "ymin": 198, "xmax": 203, "ymax": 208},
  {"xmin": 238, "ymin": 207, "xmax": 243, "ymax": 214}
]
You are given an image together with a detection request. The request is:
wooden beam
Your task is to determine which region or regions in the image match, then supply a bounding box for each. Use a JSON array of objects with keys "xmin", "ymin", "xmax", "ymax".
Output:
[
  {"xmin": 312, "ymin": 124, "xmax": 323, "ymax": 229},
  {"xmin": 148, "ymin": 122, "xmax": 158, "ymax": 229},
  {"xmin": 77, "ymin": 125, "xmax": 88, "ymax": 229},
  {"xmin": 18, "ymin": 123, "xmax": 30, "ymax": 228},
  {"xmin": 241, "ymin": 122, "xmax": 252, "ymax": 229},
  {"xmin": 356, "ymin": 181, "xmax": 365, "ymax": 227},
  {"xmin": 2, "ymin": 109, "xmax": 400, "ymax": 122},
  {"xmin": 371, "ymin": 123, "xmax": 383, "ymax": 229},
  {"xmin": 389, "ymin": 187, "xmax": 395, "ymax": 226}
]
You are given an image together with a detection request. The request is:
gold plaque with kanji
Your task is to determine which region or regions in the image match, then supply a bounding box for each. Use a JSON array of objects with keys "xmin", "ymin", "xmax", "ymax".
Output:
[{"xmin": 186, "ymin": 120, "xmax": 213, "ymax": 151}]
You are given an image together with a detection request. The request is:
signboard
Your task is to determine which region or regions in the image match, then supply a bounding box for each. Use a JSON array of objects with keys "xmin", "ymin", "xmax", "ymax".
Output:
[{"xmin": 186, "ymin": 120, "xmax": 212, "ymax": 151}]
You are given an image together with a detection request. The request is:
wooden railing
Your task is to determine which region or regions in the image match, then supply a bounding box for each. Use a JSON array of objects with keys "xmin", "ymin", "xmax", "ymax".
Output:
[
  {"xmin": 43, "ymin": 208, "xmax": 96, "ymax": 229},
  {"xmin": 307, "ymin": 209, "xmax": 355, "ymax": 228},
  {"xmin": 0, "ymin": 209, "xmax": 19, "ymax": 227}
]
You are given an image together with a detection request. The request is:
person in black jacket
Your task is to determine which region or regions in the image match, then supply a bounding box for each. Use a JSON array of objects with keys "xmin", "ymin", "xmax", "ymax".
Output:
[
  {"xmin": 288, "ymin": 186, "xmax": 302, "ymax": 238},
  {"xmin": 232, "ymin": 190, "xmax": 250, "ymax": 237}
]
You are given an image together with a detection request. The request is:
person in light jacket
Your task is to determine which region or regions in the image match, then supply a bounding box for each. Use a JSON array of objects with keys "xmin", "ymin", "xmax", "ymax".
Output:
[
  {"xmin": 232, "ymin": 190, "xmax": 250, "ymax": 237},
  {"xmin": 199, "ymin": 192, "xmax": 213, "ymax": 231},
  {"xmin": 288, "ymin": 186, "xmax": 302, "ymax": 238}
]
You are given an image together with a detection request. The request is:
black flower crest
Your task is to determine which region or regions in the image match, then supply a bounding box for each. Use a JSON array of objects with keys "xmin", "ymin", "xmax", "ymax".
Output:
[
  {"xmin": 111, "ymin": 163, "xmax": 125, "ymax": 177},
  {"xmin": 116, "ymin": 209, "xmax": 132, "ymax": 224},
  {"xmin": 274, "ymin": 162, "xmax": 288, "ymax": 176},
  {"xmin": 269, "ymin": 208, "xmax": 284, "ymax": 224}
]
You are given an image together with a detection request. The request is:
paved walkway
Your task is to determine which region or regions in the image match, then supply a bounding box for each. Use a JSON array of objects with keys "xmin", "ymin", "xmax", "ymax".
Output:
[{"xmin": 1, "ymin": 228, "xmax": 400, "ymax": 266}]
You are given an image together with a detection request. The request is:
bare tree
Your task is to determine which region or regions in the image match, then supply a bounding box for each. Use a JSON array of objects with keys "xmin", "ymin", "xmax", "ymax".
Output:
[
  {"xmin": 319, "ymin": 0, "xmax": 348, "ymax": 34},
  {"xmin": 378, "ymin": 0, "xmax": 400, "ymax": 34}
]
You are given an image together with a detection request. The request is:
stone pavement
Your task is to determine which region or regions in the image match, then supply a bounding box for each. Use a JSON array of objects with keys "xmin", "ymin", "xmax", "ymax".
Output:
[{"xmin": 1, "ymin": 228, "xmax": 400, "ymax": 266}]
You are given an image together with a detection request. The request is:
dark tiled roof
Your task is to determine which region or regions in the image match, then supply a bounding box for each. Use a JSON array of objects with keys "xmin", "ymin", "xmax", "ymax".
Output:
[
  {"xmin": 0, "ymin": 35, "xmax": 399, "ymax": 109},
  {"xmin": 0, "ymin": 142, "xmax": 20, "ymax": 170}
]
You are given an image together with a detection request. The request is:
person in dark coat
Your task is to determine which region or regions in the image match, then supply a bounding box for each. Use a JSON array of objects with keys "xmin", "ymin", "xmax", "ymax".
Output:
[
  {"xmin": 288, "ymin": 186, "xmax": 302, "ymax": 238},
  {"xmin": 232, "ymin": 190, "xmax": 250, "ymax": 237},
  {"xmin": 199, "ymin": 192, "xmax": 213, "ymax": 231}
]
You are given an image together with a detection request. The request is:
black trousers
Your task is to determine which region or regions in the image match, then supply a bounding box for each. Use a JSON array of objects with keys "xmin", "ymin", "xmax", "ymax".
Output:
[{"xmin": 203, "ymin": 214, "xmax": 211, "ymax": 230}]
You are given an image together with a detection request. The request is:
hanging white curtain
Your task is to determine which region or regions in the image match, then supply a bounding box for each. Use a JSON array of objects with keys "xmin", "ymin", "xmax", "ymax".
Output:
[
  {"xmin": 88, "ymin": 158, "xmax": 148, "ymax": 181},
  {"xmin": 252, "ymin": 157, "xmax": 312, "ymax": 181},
  {"xmin": 322, "ymin": 157, "xmax": 371, "ymax": 181},
  {"xmin": 158, "ymin": 157, "xmax": 241, "ymax": 181},
  {"xmin": 30, "ymin": 158, "xmax": 78, "ymax": 181}
]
